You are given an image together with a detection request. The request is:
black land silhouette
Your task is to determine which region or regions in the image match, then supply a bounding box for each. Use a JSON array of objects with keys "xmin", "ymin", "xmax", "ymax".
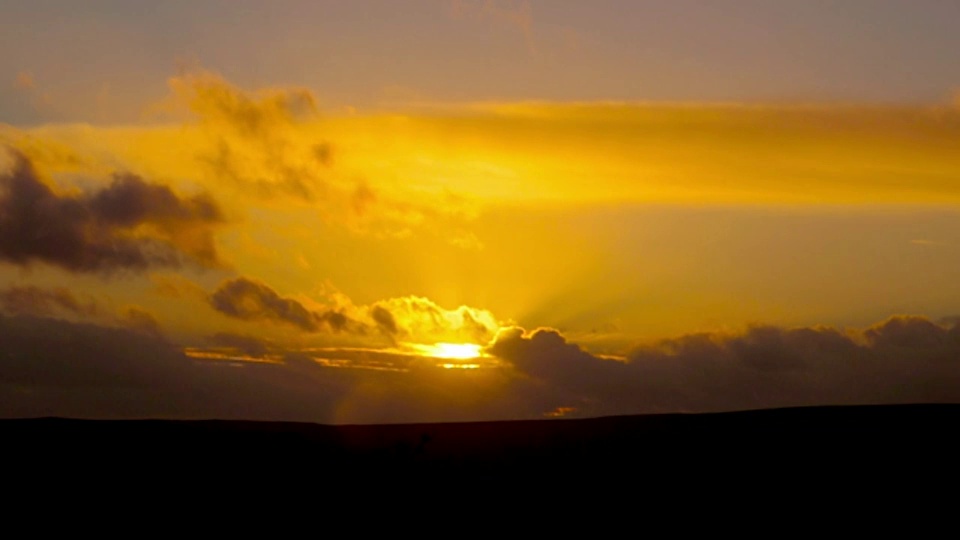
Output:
[{"xmin": 6, "ymin": 404, "xmax": 960, "ymax": 495}]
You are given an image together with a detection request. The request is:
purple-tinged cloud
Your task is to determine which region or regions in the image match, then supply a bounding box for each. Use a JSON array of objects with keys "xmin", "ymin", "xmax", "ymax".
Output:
[{"xmin": 0, "ymin": 149, "xmax": 224, "ymax": 273}]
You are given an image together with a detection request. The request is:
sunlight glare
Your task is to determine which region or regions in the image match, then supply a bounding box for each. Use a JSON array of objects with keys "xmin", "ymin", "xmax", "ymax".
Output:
[{"xmin": 426, "ymin": 342, "xmax": 483, "ymax": 359}]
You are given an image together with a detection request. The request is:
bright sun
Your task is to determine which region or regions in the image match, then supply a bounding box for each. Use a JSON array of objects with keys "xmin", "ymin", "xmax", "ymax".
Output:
[{"xmin": 427, "ymin": 342, "xmax": 483, "ymax": 359}]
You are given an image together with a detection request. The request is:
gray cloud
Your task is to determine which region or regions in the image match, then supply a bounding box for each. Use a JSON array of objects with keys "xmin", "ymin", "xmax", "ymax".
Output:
[
  {"xmin": 0, "ymin": 285, "xmax": 101, "ymax": 318},
  {"xmin": 0, "ymin": 313, "xmax": 547, "ymax": 424},
  {"xmin": 0, "ymin": 148, "xmax": 224, "ymax": 273},
  {"xmin": 0, "ymin": 285, "xmax": 162, "ymax": 338},
  {"xmin": 5, "ymin": 308, "xmax": 958, "ymax": 424},
  {"xmin": 371, "ymin": 305, "xmax": 398, "ymax": 336},
  {"xmin": 209, "ymin": 276, "xmax": 358, "ymax": 333},
  {"xmin": 488, "ymin": 316, "xmax": 960, "ymax": 416}
]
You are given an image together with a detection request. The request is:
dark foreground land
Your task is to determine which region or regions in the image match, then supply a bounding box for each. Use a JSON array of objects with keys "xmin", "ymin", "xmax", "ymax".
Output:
[{"xmin": 5, "ymin": 404, "xmax": 959, "ymax": 495}]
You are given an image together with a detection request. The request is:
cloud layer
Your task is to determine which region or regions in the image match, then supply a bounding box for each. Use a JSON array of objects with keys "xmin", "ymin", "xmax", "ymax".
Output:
[{"xmin": 2, "ymin": 309, "xmax": 958, "ymax": 424}]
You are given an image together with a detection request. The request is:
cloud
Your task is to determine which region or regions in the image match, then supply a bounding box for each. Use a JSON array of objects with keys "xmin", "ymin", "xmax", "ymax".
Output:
[
  {"xmin": 371, "ymin": 305, "xmax": 399, "ymax": 336},
  {"xmin": 488, "ymin": 316, "xmax": 960, "ymax": 416},
  {"xmin": 0, "ymin": 284, "xmax": 166, "ymax": 339},
  {"xmin": 121, "ymin": 306, "xmax": 163, "ymax": 338},
  {"xmin": 3, "ymin": 309, "xmax": 958, "ymax": 424},
  {"xmin": 0, "ymin": 313, "xmax": 539, "ymax": 423},
  {"xmin": 209, "ymin": 276, "xmax": 358, "ymax": 333},
  {"xmin": 0, "ymin": 313, "xmax": 187, "ymax": 390},
  {"xmin": 864, "ymin": 315, "xmax": 953, "ymax": 350},
  {"xmin": 369, "ymin": 296, "xmax": 499, "ymax": 344},
  {"xmin": 0, "ymin": 313, "xmax": 336, "ymax": 419},
  {"xmin": 166, "ymin": 70, "xmax": 319, "ymax": 136},
  {"xmin": 0, "ymin": 285, "xmax": 101, "ymax": 318},
  {"xmin": 0, "ymin": 148, "xmax": 224, "ymax": 273},
  {"xmin": 154, "ymin": 69, "xmax": 482, "ymax": 247},
  {"xmin": 161, "ymin": 70, "xmax": 329, "ymax": 201},
  {"xmin": 488, "ymin": 326, "xmax": 600, "ymax": 383},
  {"xmin": 208, "ymin": 275, "xmax": 501, "ymax": 346},
  {"xmin": 150, "ymin": 273, "xmax": 207, "ymax": 300}
]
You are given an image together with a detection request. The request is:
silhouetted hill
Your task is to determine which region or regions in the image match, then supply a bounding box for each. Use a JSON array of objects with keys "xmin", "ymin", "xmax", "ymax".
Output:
[{"xmin": 6, "ymin": 404, "xmax": 959, "ymax": 495}]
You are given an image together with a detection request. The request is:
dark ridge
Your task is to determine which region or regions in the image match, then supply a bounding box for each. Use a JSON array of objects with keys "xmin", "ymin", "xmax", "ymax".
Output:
[{"xmin": 6, "ymin": 404, "xmax": 960, "ymax": 495}]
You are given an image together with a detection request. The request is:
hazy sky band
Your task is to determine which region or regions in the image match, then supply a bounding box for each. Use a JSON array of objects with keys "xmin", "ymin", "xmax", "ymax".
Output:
[{"xmin": 3, "ymin": 0, "xmax": 960, "ymax": 124}]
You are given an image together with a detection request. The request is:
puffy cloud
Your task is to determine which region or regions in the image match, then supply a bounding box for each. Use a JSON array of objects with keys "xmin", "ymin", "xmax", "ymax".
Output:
[
  {"xmin": 488, "ymin": 326, "xmax": 602, "ymax": 383},
  {"xmin": 0, "ymin": 148, "xmax": 224, "ymax": 273},
  {"xmin": 209, "ymin": 276, "xmax": 358, "ymax": 333},
  {"xmin": 157, "ymin": 70, "xmax": 481, "ymax": 246},
  {"xmin": 864, "ymin": 315, "xmax": 954, "ymax": 350},
  {"xmin": 208, "ymin": 276, "xmax": 501, "ymax": 347},
  {"xmin": 488, "ymin": 316, "xmax": 960, "ymax": 416},
  {"xmin": 369, "ymin": 296, "xmax": 499, "ymax": 344},
  {"xmin": 163, "ymin": 70, "xmax": 329, "ymax": 201}
]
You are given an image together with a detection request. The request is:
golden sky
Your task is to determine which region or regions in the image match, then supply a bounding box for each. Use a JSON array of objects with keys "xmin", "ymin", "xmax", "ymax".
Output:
[{"xmin": 3, "ymin": 2, "xmax": 960, "ymax": 423}]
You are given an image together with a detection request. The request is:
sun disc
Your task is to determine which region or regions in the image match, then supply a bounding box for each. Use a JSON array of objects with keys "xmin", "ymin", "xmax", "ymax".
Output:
[{"xmin": 429, "ymin": 342, "xmax": 483, "ymax": 359}]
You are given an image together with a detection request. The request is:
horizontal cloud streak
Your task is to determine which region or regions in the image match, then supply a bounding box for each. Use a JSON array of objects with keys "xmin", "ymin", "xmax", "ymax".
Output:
[
  {"xmin": 3, "ymin": 309, "xmax": 958, "ymax": 424},
  {"xmin": 0, "ymin": 285, "xmax": 101, "ymax": 318}
]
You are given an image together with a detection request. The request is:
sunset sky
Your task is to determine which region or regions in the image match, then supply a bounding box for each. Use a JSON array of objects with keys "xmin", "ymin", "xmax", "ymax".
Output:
[{"xmin": 2, "ymin": 0, "xmax": 960, "ymax": 423}]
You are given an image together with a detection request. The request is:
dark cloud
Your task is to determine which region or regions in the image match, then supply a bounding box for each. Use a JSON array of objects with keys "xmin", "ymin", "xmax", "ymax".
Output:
[
  {"xmin": 0, "ymin": 313, "xmax": 342, "ymax": 420},
  {"xmin": 864, "ymin": 315, "xmax": 952, "ymax": 350},
  {"xmin": 0, "ymin": 149, "xmax": 224, "ymax": 273},
  {"xmin": 371, "ymin": 305, "xmax": 398, "ymax": 335},
  {"xmin": 488, "ymin": 327, "xmax": 601, "ymax": 385},
  {"xmin": 209, "ymin": 276, "xmax": 358, "ymax": 333},
  {"xmin": 7, "ymin": 307, "xmax": 958, "ymax": 424},
  {"xmin": 488, "ymin": 316, "xmax": 960, "ymax": 416},
  {"xmin": 0, "ymin": 285, "xmax": 165, "ymax": 338},
  {"xmin": 0, "ymin": 313, "xmax": 187, "ymax": 389},
  {"xmin": 0, "ymin": 313, "xmax": 545, "ymax": 424},
  {"xmin": 313, "ymin": 142, "xmax": 334, "ymax": 167},
  {"xmin": 121, "ymin": 306, "xmax": 163, "ymax": 338},
  {"xmin": 319, "ymin": 310, "xmax": 351, "ymax": 332},
  {"xmin": 0, "ymin": 285, "xmax": 100, "ymax": 317}
]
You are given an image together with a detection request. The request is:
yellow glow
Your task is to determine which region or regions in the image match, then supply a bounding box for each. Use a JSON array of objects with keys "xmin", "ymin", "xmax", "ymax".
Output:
[{"xmin": 423, "ymin": 342, "xmax": 483, "ymax": 359}]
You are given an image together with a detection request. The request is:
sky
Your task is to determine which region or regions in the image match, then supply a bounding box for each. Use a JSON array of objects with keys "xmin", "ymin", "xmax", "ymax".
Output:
[{"xmin": 2, "ymin": 0, "xmax": 960, "ymax": 423}]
